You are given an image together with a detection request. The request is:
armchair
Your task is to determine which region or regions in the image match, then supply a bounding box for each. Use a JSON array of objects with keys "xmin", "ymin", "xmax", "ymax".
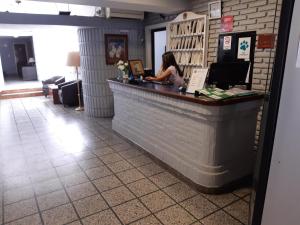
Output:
[
  {"xmin": 58, "ymin": 80, "xmax": 83, "ymax": 107},
  {"xmin": 42, "ymin": 76, "xmax": 65, "ymax": 97}
]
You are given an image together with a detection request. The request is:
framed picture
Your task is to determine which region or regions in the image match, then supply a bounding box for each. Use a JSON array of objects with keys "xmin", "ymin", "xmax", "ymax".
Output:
[
  {"xmin": 129, "ymin": 59, "xmax": 144, "ymax": 77},
  {"xmin": 208, "ymin": 1, "xmax": 222, "ymax": 20},
  {"xmin": 105, "ymin": 34, "xmax": 128, "ymax": 65}
]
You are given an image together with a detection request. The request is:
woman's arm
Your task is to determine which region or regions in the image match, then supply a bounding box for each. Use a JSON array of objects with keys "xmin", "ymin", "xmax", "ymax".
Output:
[{"xmin": 146, "ymin": 68, "xmax": 172, "ymax": 81}]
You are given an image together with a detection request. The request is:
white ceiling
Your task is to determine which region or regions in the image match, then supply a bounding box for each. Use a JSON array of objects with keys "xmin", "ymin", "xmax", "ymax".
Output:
[
  {"xmin": 0, "ymin": 24, "xmax": 78, "ymax": 37},
  {"xmin": 0, "ymin": 0, "xmax": 98, "ymax": 16},
  {"xmin": 23, "ymin": 0, "xmax": 189, "ymax": 14}
]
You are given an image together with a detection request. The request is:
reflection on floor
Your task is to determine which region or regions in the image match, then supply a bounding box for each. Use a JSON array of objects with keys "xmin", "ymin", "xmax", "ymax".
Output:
[{"xmin": 0, "ymin": 97, "xmax": 251, "ymax": 225}]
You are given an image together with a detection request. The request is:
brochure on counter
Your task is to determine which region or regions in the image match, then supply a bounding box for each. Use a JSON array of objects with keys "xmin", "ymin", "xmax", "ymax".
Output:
[{"xmin": 197, "ymin": 87, "xmax": 256, "ymax": 100}]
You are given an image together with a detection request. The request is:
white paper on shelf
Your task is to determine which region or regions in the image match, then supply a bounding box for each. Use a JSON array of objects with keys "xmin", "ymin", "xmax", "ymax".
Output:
[{"xmin": 186, "ymin": 68, "xmax": 208, "ymax": 93}]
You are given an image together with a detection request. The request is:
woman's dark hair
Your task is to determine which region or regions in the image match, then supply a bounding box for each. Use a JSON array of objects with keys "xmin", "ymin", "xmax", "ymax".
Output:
[{"xmin": 162, "ymin": 51, "xmax": 183, "ymax": 77}]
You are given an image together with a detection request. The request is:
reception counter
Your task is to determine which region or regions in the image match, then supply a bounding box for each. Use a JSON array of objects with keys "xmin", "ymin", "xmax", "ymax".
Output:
[{"xmin": 108, "ymin": 79, "xmax": 263, "ymax": 192}]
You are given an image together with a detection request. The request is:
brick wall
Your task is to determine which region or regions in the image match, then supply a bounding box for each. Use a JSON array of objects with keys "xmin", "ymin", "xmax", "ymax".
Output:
[
  {"xmin": 145, "ymin": 0, "xmax": 282, "ymax": 145},
  {"xmin": 190, "ymin": 0, "xmax": 282, "ymax": 92}
]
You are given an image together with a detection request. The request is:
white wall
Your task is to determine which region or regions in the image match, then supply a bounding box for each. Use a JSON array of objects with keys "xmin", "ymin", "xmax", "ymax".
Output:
[
  {"xmin": 261, "ymin": 1, "xmax": 300, "ymax": 225},
  {"xmin": 32, "ymin": 26, "xmax": 79, "ymax": 81}
]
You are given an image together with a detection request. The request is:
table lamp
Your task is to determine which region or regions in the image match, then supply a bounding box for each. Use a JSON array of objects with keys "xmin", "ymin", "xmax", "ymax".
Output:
[
  {"xmin": 67, "ymin": 51, "xmax": 83, "ymax": 111},
  {"xmin": 28, "ymin": 57, "xmax": 35, "ymax": 65}
]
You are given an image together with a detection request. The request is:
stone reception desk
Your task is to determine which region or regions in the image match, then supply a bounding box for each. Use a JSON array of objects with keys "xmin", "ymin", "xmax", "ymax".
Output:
[{"xmin": 108, "ymin": 79, "xmax": 263, "ymax": 192}]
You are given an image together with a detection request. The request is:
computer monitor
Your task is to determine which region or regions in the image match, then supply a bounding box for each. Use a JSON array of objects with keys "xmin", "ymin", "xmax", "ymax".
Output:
[
  {"xmin": 129, "ymin": 60, "xmax": 145, "ymax": 77},
  {"xmin": 207, "ymin": 61, "xmax": 250, "ymax": 90}
]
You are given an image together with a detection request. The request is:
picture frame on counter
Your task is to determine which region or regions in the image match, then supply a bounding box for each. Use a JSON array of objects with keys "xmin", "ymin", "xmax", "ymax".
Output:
[{"xmin": 208, "ymin": 1, "xmax": 222, "ymax": 20}]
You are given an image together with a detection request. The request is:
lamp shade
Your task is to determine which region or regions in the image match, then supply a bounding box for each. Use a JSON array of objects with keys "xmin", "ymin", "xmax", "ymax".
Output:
[
  {"xmin": 28, "ymin": 57, "xmax": 35, "ymax": 63},
  {"xmin": 67, "ymin": 51, "xmax": 80, "ymax": 67}
]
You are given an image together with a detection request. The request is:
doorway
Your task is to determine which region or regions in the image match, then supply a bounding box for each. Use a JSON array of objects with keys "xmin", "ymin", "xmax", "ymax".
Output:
[
  {"xmin": 151, "ymin": 28, "xmax": 166, "ymax": 74},
  {"xmin": 14, "ymin": 44, "xmax": 28, "ymax": 79},
  {"xmin": 0, "ymin": 36, "xmax": 36, "ymax": 83}
]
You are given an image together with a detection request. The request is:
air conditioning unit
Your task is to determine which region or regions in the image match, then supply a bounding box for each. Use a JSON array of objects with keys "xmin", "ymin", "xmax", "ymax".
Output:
[{"xmin": 95, "ymin": 7, "xmax": 144, "ymax": 20}]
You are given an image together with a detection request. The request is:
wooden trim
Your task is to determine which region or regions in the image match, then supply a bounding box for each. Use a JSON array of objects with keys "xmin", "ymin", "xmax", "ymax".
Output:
[{"xmin": 108, "ymin": 78, "xmax": 264, "ymax": 106}]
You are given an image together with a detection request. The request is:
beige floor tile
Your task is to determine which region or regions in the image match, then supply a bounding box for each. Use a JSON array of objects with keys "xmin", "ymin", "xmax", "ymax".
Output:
[
  {"xmin": 66, "ymin": 221, "xmax": 82, "ymax": 225},
  {"xmin": 107, "ymin": 160, "xmax": 133, "ymax": 173},
  {"xmin": 37, "ymin": 189, "xmax": 69, "ymax": 211},
  {"xmin": 99, "ymin": 153, "xmax": 123, "ymax": 164},
  {"xmin": 4, "ymin": 198, "xmax": 38, "ymax": 223},
  {"xmin": 155, "ymin": 205, "xmax": 196, "ymax": 225},
  {"xmin": 73, "ymin": 194, "xmax": 108, "ymax": 218},
  {"xmin": 0, "ymin": 205, "xmax": 2, "ymax": 224},
  {"xmin": 137, "ymin": 163, "xmax": 165, "ymax": 177},
  {"xmin": 78, "ymin": 158, "xmax": 104, "ymax": 170},
  {"xmin": 127, "ymin": 155, "xmax": 153, "ymax": 167},
  {"xmin": 233, "ymin": 187, "xmax": 252, "ymax": 198},
  {"xmin": 102, "ymin": 186, "xmax": 135, "ymax": 207},
  {"xmin": 191, "ymin": 222, "xmax": 203, "ymax": 225},
  {"xmin": 29, "ymin": 169, "xmax": 58, "ymax": 183},
  {"xmin": 111, "ymin": 143, "xmax": 132, "ymax": 152},
  {"xmin": 60, "ymin": 172, "xmax": 89, "ymax": 187},
  {"xmin": 201, "ymin": 210, "xmax": 242, "ymax": 225},
  {"xmin": 72, "ymin": 151, "xmax": 96, "ymax": 161},
  {"xmin": 85, "ymin": 166, "xmax": 112, "ymax": 180},
  {"xmin": 5, "ymin": 214, "xmax": 42, "ymax": 225},
  {"xmin": 113, "ymin": 199, "xmax": 151, "ymax": 224},
  {"xmin": 42, "ymin": 203, "xmax": 78, "ymax": 225},
  {"xmin": 163, "ymin": 182, "xmax": 198, "ymax": 202},
  {"xmin": 127, "ymin": 178, "xmax": 159, "ymax": 197},
  {"xmin": 56, "ymin": 164, "xmax": 82, "ymax": 177},
  {"xmin": 149, "ymin": 172, "xmax": 179, "ymax": 188},
  {"xmin": 66, "ymin": 182, "xmax": 98, "ymax": 201},
  {"xmin": 93, "ymin": 175, "xmax": 123, "ymax": 192},
  {"xmin": 4, "ymin": 176, "xmax": 31, "ymax": 190},
  {"xmin": 140, "ymin": 191, "xmax": 176, "ymax": 213},
  {"xmin": 4, "ymin": 185, "xmax": 34, "ymax": 205},
  {"xmin": 116, "ymin": 168, "xmax": 145, "ymax": 184},
  {"xmin": 33, "ymin": 178, "xmax": 63, "ymax": 196},
  {"xmin": 130, "ymin": 215, "xmax": 162, "ymax": 225},
  {"xmin": 51, "ymin": 155, "xmax": 75, "ymax": 167},
  {"xmin": 202, "ymin": 193, "xmax": 239, "ymax": 208},
  {"xmin": 92, "ymin": 147, "xmax": 115, "ymax": 157},
  {"xmin": 224, "ymin": 200, "xmax": 250, "ymax": 224},
  {"xmin": 82, "ymin": 209, "xmax": 121, "ymax": 225},
  {"xmin": 243, "ymin": 195, "xmax": 251, "ymax": 203},
  {"xmin": 118, "ymin": 148, "xmax": 143, "ymax": 159},
  {"xmin": 180, "ymin": 194, "xmax": 218, "ymax": 219}
]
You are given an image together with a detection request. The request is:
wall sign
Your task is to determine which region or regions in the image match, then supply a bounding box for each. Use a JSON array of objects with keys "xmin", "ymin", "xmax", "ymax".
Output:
[
  {"xmin": 223, "ymin": 36, "xmax": 232, "ymax": 50},
  {"xmin": 221, "ymin": 16, "xmax": 233, "ymax": 32},
  {"xmin": 208, "ymin": 1, "xmax": 221, "ymax": 20},
  {"xmin": 237, "ymin": 37, "xmax": 251, "ymax": 60},
  {"xmin": 186, "ymin": 68, "xmax": 208, "ymax": 93},
  {"xmin": 257, "ymin": 34, "xmax": 275, "ymax": 49}
]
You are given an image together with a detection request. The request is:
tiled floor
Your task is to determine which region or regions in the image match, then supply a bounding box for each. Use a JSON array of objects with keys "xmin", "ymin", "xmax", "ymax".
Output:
[{"xmin": 0, "ymin": 97, "xmax": 252, "ymax": 225}]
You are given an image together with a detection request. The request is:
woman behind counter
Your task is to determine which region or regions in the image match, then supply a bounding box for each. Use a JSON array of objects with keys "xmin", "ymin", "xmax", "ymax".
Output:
[{"xmin": 146, "ymin": 51, "xmax": 184, "ymax": 87}]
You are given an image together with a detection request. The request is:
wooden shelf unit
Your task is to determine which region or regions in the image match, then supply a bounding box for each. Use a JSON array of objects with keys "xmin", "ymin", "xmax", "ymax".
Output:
[{"xmin": 167, "ymin": 12, "xmax": 208, "ymax": 80}]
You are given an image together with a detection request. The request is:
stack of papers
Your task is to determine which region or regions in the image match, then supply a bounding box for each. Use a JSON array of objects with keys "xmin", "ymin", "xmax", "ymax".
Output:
[{"xmin": 198, "ymin": 87, "xmax": 256, "ymax": 100}]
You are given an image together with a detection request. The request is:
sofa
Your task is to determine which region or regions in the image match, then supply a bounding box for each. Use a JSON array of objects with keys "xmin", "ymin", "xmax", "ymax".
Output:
[{"xmin": 42, "ymin": 76, "xmax": 65, "ymax": 97}]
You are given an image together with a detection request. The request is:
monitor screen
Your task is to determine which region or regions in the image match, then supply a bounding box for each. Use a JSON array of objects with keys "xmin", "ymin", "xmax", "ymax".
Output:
[
  {"xmin": 129, "ymin": 60, "xmax": 144, "ymax": 77},
  {"xmin": 207, "ymin": 61, "xmax": 250, "ymax": 89}
]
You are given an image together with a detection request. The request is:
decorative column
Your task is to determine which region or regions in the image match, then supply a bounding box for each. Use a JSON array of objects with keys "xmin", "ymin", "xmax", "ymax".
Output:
[{"xmin": 78, "ymin": 24, "xmax": 144, "ymax": 117}]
